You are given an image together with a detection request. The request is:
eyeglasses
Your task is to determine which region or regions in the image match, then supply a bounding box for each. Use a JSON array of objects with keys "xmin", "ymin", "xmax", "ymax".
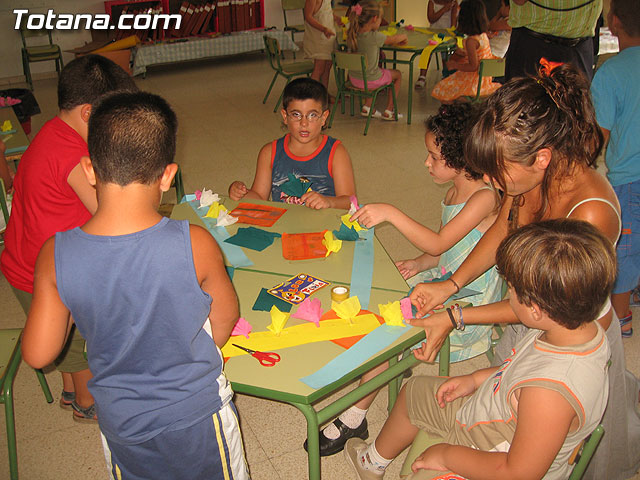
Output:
[{"xmin": 286, "ymin": 111, "xmax": 324, "ymax": 122}]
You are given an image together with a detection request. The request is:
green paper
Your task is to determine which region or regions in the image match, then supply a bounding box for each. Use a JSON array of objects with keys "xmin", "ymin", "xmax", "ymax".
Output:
[
  {"xmin": 333, "ymin": 223, "xmax": 359, "ymax": 241},
  {"xmin": 280, "ymin": 173, "xmax": 311, "ymax": 198},
  {"xmin": 252, "ymin": 288, "xmax": 293, "ymax": 312},
  {"xmin": 224, "ymin": 227, "xmax": 281, "ymax": 251}
]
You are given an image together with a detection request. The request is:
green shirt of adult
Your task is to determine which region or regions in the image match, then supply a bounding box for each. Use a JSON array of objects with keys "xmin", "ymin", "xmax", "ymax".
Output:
[{"xmin": 509, "ymin": 0, "xmax": 602, "ymax": 39}]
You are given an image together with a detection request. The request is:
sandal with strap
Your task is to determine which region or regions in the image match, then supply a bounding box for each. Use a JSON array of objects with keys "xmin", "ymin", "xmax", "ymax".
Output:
[
  {"xmin": 620, "ymin": 312, "xmax": 633, "ymax": 338},
  {"xmin": 414, "ymin": 76, "xmax": 426, "ymax": 89},
  {"xmin": 381, "ymin": 109, "xmax": 403, "ymax": 121},
  {"xmin": 630, "ymin": 287, "xmax": 640, "ymax": 307},
  {"xmin": 71, "ymin": 401, "xmax": 98, "ymax": 423},
  {"xmin": 59, "ymin": 390, "xmax": 75, "ymax": 410},
  {"xmin": 360, "ymin": 105, "xmax": 382, "ymax": 118}
]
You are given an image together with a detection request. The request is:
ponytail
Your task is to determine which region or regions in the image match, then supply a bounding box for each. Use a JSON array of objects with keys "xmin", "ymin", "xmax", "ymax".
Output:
[{"xmin": 346, "ymin": 0, "xmax": 382, "ymax": 52}]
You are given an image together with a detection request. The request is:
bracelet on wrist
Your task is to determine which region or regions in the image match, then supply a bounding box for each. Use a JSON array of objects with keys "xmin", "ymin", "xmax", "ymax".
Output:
[
  {"xmin": 448, "ymin": 277, "xmax": 460, "ymax": 294},
  {"xmin": 454, "ymin": 303, "xmax": 465, "ymax": 331},
  {"xmin": 446, "ymin": 307, "xmax": 457, "ymax": 330}
]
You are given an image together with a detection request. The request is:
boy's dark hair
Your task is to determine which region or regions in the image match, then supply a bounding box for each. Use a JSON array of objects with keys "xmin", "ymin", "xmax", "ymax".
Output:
[
  {"xmin": 425, "ymin": 103, "xmax": 482, "ymax": 180},
  {"xmin": 611, "ymin": 0, "xmax": 640, "ymax": 37},
  {"xmin": 496, "ymin": 219, "xmax": 616, "ymax": 330},
  {"xmin": 58, "ymin": 55, "xmax": 138, "ymax": 111},
  {"xmin": 282, "ymin": 78, "xmax": 329, "ymax": 111},
  {"xmin": 88, "ymin": 92, "xmax": 177, "ymax": 186},
  {"xmin": 457, "ymin": 0, "xmax": 489, "ymax": 36}
]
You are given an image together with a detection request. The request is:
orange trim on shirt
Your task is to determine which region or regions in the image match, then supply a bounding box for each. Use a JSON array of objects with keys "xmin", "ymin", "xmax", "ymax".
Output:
[
  {"xmin": 507, "ymin": 378, "xmax": 585, "ymax": 424},
  {"xmin": 533, "ymin": 334, "xmax": 605, "ymax": 357},
  {"xmin": 283, "ymin": 134, "xmax": 329, "ymax": 161},
  {"xmin": 270, "ymin": 139, "xmax": 278, "ymax": 169},
  {"xmin": 456, "ymin": 413, "xmax": 516, "ymax": 430},
  {"xmin": 326, "ymin": 139, "xmax": 341, "ymax": 178}
]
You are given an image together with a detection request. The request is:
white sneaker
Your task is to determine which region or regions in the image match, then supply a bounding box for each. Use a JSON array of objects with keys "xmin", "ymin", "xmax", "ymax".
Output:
[
  {"xmin": 344, "ymin": 438, "xmax": 384, "ymax": 479},
  {"xmin": 414, "ymin": 76, "xmax": 426, "ymax": 89}
]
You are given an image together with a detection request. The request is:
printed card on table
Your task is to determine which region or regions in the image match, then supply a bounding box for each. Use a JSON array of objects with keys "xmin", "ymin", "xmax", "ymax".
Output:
[{"xmin": 267, "ymin": 273, "xmax": 330, "ymax": 305}]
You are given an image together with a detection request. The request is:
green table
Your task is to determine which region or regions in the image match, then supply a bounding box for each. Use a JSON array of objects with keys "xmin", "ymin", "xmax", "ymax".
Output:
[
  {"xmin": 172, "ymin": 199, "xmax": 433, "ymax": 480},
  {"xmin": 0, "ymin": 106, "xmax": 29, "ymax": 165},
  {"xmin": 381, "ymin": 27, "xmax": 457, "ymax": 125}
]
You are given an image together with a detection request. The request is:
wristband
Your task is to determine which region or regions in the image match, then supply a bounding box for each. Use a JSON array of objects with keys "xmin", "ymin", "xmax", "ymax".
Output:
[
  {"xmin": 446, "ymin": 307, "xmax": 457, "ymax": 330},
  {"xmin": 455, "ymin": 303, "xmax": 465, "ymax": 331},
  {"xmin": 448, "ymin": 277, "xmax": 460, "ymax": 294}
]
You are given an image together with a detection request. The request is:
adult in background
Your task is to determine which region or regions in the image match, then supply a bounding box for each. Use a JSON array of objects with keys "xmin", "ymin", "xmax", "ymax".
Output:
[{"xmin": 505, "ymin": 0, "xmax": 602, "ymax": 81}]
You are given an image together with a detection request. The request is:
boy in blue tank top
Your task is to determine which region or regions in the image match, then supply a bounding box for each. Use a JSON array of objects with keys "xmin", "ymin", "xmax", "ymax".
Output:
[
  {"xmin": 22, "ymin": 92, "xmax": 249, "ymax": 479},
  {"xmin": 228, "ymin": 78, "xmax": 356, "ymax": 209}
]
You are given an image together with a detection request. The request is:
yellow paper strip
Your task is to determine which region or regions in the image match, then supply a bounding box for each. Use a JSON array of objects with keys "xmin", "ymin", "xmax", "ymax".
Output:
[{"xmin": 221, "ymin": 313, "xmax": 381, "ymax": 358}]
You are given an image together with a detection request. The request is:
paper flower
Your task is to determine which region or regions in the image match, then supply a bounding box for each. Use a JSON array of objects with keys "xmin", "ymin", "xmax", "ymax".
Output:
[
  {"xmin": 281, "ymin": 173, "xmax": 312, "ymax": 198},
  {"xmin": 379, "ymin": 301, "xmax": 405, "ymax": 327},
  {"xmin": 382, "ymin": 26, "xmax": 397, "ymax": 36},
  {"xmin": 332, "ymin": 296, "xmax": 361, "ymax": 324},
  {"xmin": 348, "ymin": 195, "xmax": 360, "ymax": 216},
  {"xmin": 292, "ymin": 298, "xmax": 323, "ymax": 327},
  {"xmin": 267, "ymin": 305, "xmax": 290, "ymax": 335},
  {"xmin": 216, "ymin": 209, "xmax": 238, "ymax": 227},
  {"xmin": 322, "ymin": 230, "xmax": 342, "ymax": 257},
  {"xmin": 333, "ymin": 223, "xmax": 359, "ymax": 241},
  {"xmin": 340, "ymin": 213, "xmax": 365, "ymax": 232},
  {"xmin": 400, "ymin": 297, "xmax": 413, "ymax": 320},
  {"xmin": 199, "ymin": 188, "xmax": 220, "ymax": 208},
  {"xmin": 231, "ymin": 317, "xmax": 252, "ymax": 338},
  {"xmin": 341, "ymin": 16, "xmax": 349, "ymax": 25},
  {"xmin": 205, "ymin": 201, "xmax": 227, "ymax": 219},
  {"xmin": 1, "ymin": 120, "xmax": 12, "ymax": 132}
]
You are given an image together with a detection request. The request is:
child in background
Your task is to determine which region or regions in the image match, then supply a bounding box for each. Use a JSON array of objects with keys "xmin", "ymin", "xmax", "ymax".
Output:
[
  {"xmin": 229, "ymin": 78, "xmax": 355, "ymax": 210},
  {"xmin": 305, "ymin": 103, "xmax": 501, "ymax": 457},
  {"xmin": 0, "ymin": 55, "xmax": 137, "ymax": 422},
  {"xmin": 415, "ymin": 0, "xmax": 459, "ymax": 89},
  {"xmin": 22, "ymin": 91, "xmax": 248, "ymax": 479},
  {"xmin": 346, "ymin": 0, "xmax": 407, "ymax": 120},
  {"xmin": 304, "ymin": 0, "xmax": 339, "ymax": 90},
  {"xmin": 431, "ymin": 0, "xmax": 501, "ymax": 103},
  {"xmin": 486, "ymin": 0, "xmax": 510, "ymax": 58},
  {"xmin": 590, "ymin": 0, "xmax": 640, "ymax": 338},
  {"xmin": 346, "ymin": 219, "xmax": 613, "ymax": 480}
]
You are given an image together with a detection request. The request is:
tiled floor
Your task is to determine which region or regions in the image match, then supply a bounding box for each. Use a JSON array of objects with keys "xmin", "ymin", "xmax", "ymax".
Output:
[{"xmin": 0, "ymin": 50, "xmax": 638, "ymax": 479}]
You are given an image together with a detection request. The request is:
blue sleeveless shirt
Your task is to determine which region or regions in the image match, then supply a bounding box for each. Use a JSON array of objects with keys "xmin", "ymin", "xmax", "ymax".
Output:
[
  {"xmin": 55, "ymin": 217, "xmax": 225, "ymax": 445},
  {"xmin": 270, "ymin": 134, "xmax": 339, "ymax": 203}
]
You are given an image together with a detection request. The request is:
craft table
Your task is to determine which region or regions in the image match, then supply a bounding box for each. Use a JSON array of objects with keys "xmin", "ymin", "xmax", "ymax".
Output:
[
  {"xmin": 381, "ymin": 27, "xmax": 457, "ymax": 125},
  {"xmin": 132, "ymin": 29, "xmax": 299, "ymax": 77},
  {"xmin": 0, "ymin": 106, "xmax": 29, "ymax": 165},
  {"xmin": 171, "ymin": 199, "xmax": 431, "ymax": 480}
]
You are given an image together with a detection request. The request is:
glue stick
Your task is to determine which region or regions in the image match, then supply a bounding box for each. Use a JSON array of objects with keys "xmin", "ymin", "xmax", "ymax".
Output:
[{"xmin": 331, "ymin": 286, "xmax": 349, "ymax": 302}]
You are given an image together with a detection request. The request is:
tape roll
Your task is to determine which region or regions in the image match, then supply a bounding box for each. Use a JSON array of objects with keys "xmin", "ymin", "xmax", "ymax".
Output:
[{"xmin": 331, "ymin": 286, "xmax": 349, "ymax": 302}]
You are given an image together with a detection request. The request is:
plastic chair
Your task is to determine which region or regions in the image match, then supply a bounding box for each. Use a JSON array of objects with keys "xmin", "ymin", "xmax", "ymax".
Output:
[
  {"xmin": 1, "ymin": 329, "xmax": 53, "ymax": 479},
  {"xmin": 282, "ymin": 0, "xmax": 305, "ymax": 59},
  {"xmin": 328, "ymin": 51, "xmax": 398, "ymax": 136},
  {"xmin": 400, "ymin": 423, "xmax": 604, "ymax": 479},
  {"xmin": 0, "ymin": 178, "xmax": 9, "ymax": 230},
  {"xmin": 262, "ymin": 36, "xmax": 314, "ymax": 112},
  {"xmin": 464, "ymin": 58, "xmax": 505, "ymax": 103},
  {"xmin": 19, "ymin": 26, "xmax": 64, "ymax": 91}
]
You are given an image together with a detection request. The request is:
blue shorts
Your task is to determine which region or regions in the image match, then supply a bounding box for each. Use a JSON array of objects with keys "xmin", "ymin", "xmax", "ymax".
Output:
[
  {"xmin": 102, "ymin": 401, "xmax": 248, "ymax": 480},
  {"xmin": 613, "ymin": 181, "xmax": 640, "ymax": 294}
]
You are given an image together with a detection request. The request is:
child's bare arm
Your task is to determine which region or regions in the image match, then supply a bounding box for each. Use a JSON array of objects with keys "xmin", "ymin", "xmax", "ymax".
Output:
[
  {"xmin": 67, "ymin": 161, "xmax": 98, "ymax": 214},
  {"xmin": 395, "ymin": 253, "xmax": 440, "ymax": 279},
  {"xmin": 301, "ymin": 143, "xmax": 355, "ymax": 210},
  {"xmin": 384, "ymin": 34, "xmax": 408, "ymax": 46},
  {"xmin": 413, "ymin": 386, "xmax": 576, "ymax": 479},
  {"xmin": 446, "ymin": 36, "xmax": 481, "ymax": 72},
  {"xmin": 304, "ymin": 0, "xmax": 335, "ymax": 38},
  {"xmin": 190, "ymin": 225, "xmax": 239, "ymax": 347},
  {"xmin": 450, "ymin": 2, "xmax": 459, "ymax": 28},
  {"xmin": 0, "ymin": 140, "xmax": 13, "ymax": 192},
  {"xmin": 229, "ymin": 143, "xmax": 273, "ymax": 201},
  {"xmin": 22, "ymin": 237, "xmax": 74, "ymax": 369},
  {"xmin": 428, "ymin": 0, "xmax": 456, "ymax": 24}
]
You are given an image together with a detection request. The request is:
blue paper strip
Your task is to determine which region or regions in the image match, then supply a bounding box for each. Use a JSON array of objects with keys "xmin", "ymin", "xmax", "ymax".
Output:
[
  {"xmin": 187, "ymin": 200, "xmax": 253, "ymax": 268},
  {"xmin": 300, "ymin": 323, "xmax": 411, "ymax": 389},
  {"xmin": 350, "ymin": 228, "xmax": 375, "ymax": 309}
]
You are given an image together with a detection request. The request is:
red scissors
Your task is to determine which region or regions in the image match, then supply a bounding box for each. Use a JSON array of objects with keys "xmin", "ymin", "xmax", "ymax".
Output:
[{"xmin": 232, "ymin": 344, "xmax": 281, "ymax": 367}]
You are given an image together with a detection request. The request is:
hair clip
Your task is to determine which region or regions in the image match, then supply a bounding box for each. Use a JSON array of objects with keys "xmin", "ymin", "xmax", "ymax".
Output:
[
  {"xmin": 352, "ymin": 3, "xmax": 362, "ymax": 15},
  {"xmin": 539, "ymin": 58, "xmax": 563, "ymax": 77}
]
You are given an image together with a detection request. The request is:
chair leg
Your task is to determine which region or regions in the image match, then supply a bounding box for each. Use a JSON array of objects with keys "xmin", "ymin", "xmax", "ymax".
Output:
[
  {"xmin": 22, "ymin": 50, "xmax": 33, "ymax": 91},
  {"xmin": 5, "ymin": 388, "xmax": 18, "ymax": 480},
  {"xmin": 273, "ymin": 76, "xmax": 291, "ymax": 113},
  {"xmin": 291, "ymin": 31, "xmax": 296, "ymax": 59},
  {"xmin": 35, "ymin": 369, "xmax": 53, "ymax": 403},
  {"xmin": 328, "ymin": 92, "xmax": 342, "ymax": 129},
  {"xmin": 263, "ymin": 72, "xmax": 279, "ymax": 104},
  {"xmin": 391, "ymin": 84, "xmax": 398, "ymax": 121},
  {"xmin": 438, "ymin": 336, "xmax": 451, "ymax": 377},
  {"xmin": 363, "ymin": 93, "xmax": 378, "ymax": 135}
]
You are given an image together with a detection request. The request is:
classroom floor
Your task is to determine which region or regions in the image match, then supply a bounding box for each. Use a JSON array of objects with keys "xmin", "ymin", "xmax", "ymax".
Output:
[{"xmin": 0, "ymin": 49, "xmax": 639, "ymax": 479}]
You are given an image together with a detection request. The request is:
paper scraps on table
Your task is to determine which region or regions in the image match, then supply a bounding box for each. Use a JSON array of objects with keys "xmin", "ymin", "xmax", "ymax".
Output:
[
  {"xmin": 224, "ymin": 226, "xmax": 281, "ymax": 251},
  {"xmin": 400, "ymin": 297, "xmax": 413, "ymax": 320},
  {"xmin": 280, "ymin": 173, "xmax": 312, "ymax": 198},
  {"xmin": 292, "ymin": 298, "xmax": 324, "ymax": 327},
  {"xmin": 268, "ymin": 273, "xmax": 330, "ymax": 305},
  {"xmin": 350, "ymin": 227, "xmax": 375, "ymax": 309},
  {"xmin": 333, "ymin": 223, "xmax": 359, "ymax": 241},
  {"xmin": 230, "ymin": 317, "xmax": 252, "ymax": 338},
  {"xmin": 381, "ymin": 27, "xmax": 398, "ymax": 36},
  {"xmin": 341, "ymin": 212, "xmax": 365, "ymax": 232},
  {"xmin": 332, "ymin": 296, "xmax": 361, "ymax": 323},
  {"xmin": 322, "ymin": 230, "xmax": 342, "ymax": 257},
  {"xmin": 216, "ymin": 209, "xmax": 238, "ymax": 227},
  {"xmin": 267, "ymin": 306, "xmax": 290, "ymax": 335},
  {"xmin": 252, "ymin": 288, "xmax": 293, "ymax": 312},
  {"xmin": 221, "ymin": 312, "xmax": 382, "ymax": 358},
  {"xmin": 198, "ymin": 189, "xmax": 220, "ymax": 208},
  {"xmin": 378, "ymin": 301, "xmax": 405, "ymax": 327},
  {"xmin": 205, "ymin": 201, "xmax": 227, "ymax": 219},
  {"xmin": 1, "ymin": 120, "xmax": 12, "ymax": 132},
  {"xmin": 281, "ymin": 231, "xmax": 328, "ymax": 260},
  {"xmin": 348, "ymin": 195, "xmax": 360, "ymax": 215},
  {"xmin": 229, "ymin": 203, "xmax": 287, "ymax": 227}
]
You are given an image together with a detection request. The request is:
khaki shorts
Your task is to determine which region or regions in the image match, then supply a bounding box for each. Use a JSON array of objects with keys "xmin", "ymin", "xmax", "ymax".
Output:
[
  {"xmin": 404, "ymin": 376, "xmax": 470, "ymax": 480},
  {"xmin": 12, "ymin": 285, "xmax": 89, "ymax": 373}
]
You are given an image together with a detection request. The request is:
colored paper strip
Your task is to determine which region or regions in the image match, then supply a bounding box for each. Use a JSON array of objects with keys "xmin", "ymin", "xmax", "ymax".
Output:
[{"xmin": 350, "ymin": 228, "xmax": 375, "ymax": 309}]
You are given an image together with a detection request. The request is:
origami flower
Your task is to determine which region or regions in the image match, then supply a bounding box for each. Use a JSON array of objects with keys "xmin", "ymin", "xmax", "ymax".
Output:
[
  {"xmin": 292, "ymin": 298, "xmax": 323, "ymax": 327},
  {"xmin": 322, "ymin": 230, "xmax": 342, "ymax": 257},
  {"xmin": 332, "ymin": 296, "xmax": 361, "ymax": 324},
  {"xmin": 199, "ymin": 188, "xmax": 220, "ymax": 208},
  {"xmin": 267, "ymin": 306, "xmax": 290, "ymax": 335},
  {"xmin": 379, "ymin": 301, "xmax": 405, "ymax": 327},
  {"xmin": 231, "ymin": 317, "xmax": 252, "ymax": 338}
]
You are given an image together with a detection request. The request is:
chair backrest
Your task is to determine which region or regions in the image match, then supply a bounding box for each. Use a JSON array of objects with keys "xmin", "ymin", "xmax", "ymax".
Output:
[
  {"xmin": 332, "ymin": 51, "xmax": 371, "ymax": 93},
  {"xmin": 263, "ymin": 35, "xmax": 283, "ymax": 72},
  {"xmin": 567, "ymin": 424, "xmax": 605, "ymax": 480},
  {"xmin": 471, "ymin": 58, "xmax": 505, "ymax": 102},
  {"xmin": 0, "ymin": 179, "xmax": 9, "ymax": 227},
  {"xmin": 282, "ymin": 0, "xmax": 305, "ymax": 28},
  {"xmin": 19, "ymin": 25, "xmax": 54, "ymax": 50}
]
